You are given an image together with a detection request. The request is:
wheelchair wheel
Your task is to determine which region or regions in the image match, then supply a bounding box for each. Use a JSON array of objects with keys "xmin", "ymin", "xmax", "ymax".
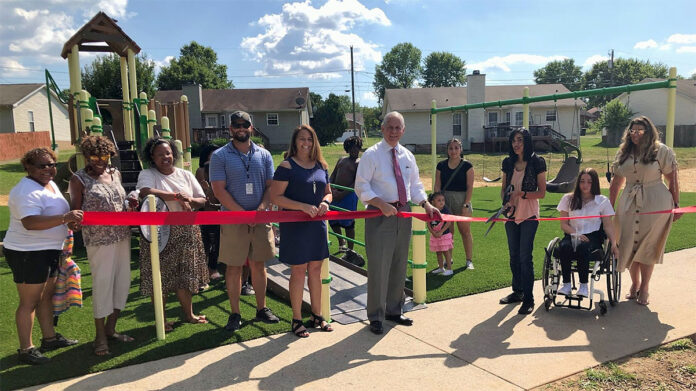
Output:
[
  {"xmin": 542, "ymin": 237, "xmax": 560, "ymax": 299},
  {"xmin": 608, "ymin": 251, "xmax": 621, "ymax": 306}
]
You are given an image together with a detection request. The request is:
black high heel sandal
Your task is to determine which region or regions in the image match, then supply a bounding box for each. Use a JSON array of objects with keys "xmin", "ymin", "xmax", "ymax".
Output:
[
  {"xmin": 307, "ymin": 313, "xmax": 333, "ymax": 332},
  {"xmin": 291, "ymin": 319, "xmax": 309, "ymax": 338}
]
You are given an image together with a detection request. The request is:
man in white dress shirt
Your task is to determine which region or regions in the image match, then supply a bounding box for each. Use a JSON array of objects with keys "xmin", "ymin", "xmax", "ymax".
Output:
[{"xmin": 355, "ymin": 111, "xmax": 441, "ymax": 334}]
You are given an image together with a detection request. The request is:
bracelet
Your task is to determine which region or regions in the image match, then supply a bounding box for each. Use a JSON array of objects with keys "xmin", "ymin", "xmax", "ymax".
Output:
[
  {"xmin": 321, "ymin": 200, "xmax": 331, "ymax": 206},
  {"xmin": 419, "ymin": 201, "xmax": 427, "ymax": 208},
  {"xmin": 522, "ymin": 191, "xmax": 528, "ymax": 199}
]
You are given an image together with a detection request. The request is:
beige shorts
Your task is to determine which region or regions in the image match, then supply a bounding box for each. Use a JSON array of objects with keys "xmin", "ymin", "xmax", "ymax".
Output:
[
  {"xmin": 219, "ymin": 223, "xmax": 275, "ymax": 266},
  {"xmin": 443, "ymin": 190, "xmax": 473, "ymax": 216}
]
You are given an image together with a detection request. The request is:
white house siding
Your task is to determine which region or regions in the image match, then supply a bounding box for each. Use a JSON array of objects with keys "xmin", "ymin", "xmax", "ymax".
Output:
[
  {"xmin": 12, "ymin": 89, "xmax": 71, "ymax": 148},
  {"xmin": 0, "ymin": 107, "xmax": 14, "ymax": 132},
  {"xmin": 618, "ymin": 89, "xmax": 696, "ymax": 126}
]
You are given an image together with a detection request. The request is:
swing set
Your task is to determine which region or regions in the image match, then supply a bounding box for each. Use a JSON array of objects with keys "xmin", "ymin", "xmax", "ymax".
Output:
[{"xmin": 428, "ymin": 71, "xmax": 679, "ymax": 191}]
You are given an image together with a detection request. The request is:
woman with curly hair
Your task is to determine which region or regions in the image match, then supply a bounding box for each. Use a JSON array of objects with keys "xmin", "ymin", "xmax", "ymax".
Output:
[
  {"xmin": 609, "ymin": 115, "xmax": 680, "ymax": 306},
  {"xmin": 69, "ymin": 135, "xmax": 135, "ymax": 356},
  {"xmin": 137, "ymin": 137, "xmax": 209, "ymax": 331},
  {"xmin": 5, "ymin": 148, "xmax": 83, "ymax": 364}
]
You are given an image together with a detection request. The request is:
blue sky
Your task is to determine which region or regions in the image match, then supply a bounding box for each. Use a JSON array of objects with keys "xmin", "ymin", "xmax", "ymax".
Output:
[{"xmin": 1, "ymin": 0, "xmax": 694, "ymax": 107}]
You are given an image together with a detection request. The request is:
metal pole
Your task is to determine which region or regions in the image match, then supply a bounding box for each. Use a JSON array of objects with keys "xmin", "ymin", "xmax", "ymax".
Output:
[
  {"xmin": 45, "ymin": 70, "xmax": 58, "ymax": 151},
  {"xmin": 147, "ymin": 195, "xmax": 166, "ymax": 340},
  {"xmin": 523, "ymin": 87, "xmax": 530, "ymax": 128},
  {"xmin": 431, "ymin": 100, "xmax": 437, "ymax": 192},
  {"xmin": 350, "ymin": 45, "xmax": 357, "ymax": 137},
  {"xmin": 665, "ymin": 67, "xmax": 677, "ymax": 147}
]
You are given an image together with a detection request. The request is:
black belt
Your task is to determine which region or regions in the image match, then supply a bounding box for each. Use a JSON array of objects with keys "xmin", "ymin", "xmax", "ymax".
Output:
[{"xmin": 388, "ymin": 201, "xmax": 405, "ymax": 209}]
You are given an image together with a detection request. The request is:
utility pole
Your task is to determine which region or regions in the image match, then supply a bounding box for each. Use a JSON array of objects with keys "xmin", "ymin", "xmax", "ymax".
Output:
[
  {"xmin": 350, "ymin": 45, "xmax": 357, "ymax": 137},
  {"xmin": 608, "ymin": 49, "xmax": 614, "ymax": 87}
]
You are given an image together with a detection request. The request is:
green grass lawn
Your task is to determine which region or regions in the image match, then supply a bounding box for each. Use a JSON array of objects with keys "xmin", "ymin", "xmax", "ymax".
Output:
[{"xmin": 1, "ymin": 138, "xmax": 694, "ymax": 389}]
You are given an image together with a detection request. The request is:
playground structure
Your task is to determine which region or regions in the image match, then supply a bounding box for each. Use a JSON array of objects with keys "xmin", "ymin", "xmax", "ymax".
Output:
[{"xmin": 428, "ymin": 72, "xmax": 678, "ymax": 192}]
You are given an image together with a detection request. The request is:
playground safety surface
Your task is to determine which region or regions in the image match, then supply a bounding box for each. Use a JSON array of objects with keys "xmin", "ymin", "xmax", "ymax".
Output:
[{"xmin": 25, "ymin": 247, "xmax": 696, "ymax": 390}]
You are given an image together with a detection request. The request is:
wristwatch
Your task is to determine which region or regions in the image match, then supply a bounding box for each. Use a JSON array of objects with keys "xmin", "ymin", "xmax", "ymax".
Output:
[{"xmin": 321, "ymin": 200, "xmax": 331, "ymax": 206}]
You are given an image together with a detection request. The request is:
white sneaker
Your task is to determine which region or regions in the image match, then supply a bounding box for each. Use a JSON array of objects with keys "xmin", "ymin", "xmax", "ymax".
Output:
[
  {"xmin": 558, "ymin": 283, "xmax": 572, "ymax": 296},
  {"xmin": 466, "ymin": 260, "xmax": 475, "ymax": 270},
  {"xmin": 442, "ymin": 269, "xmax": 453, "ymax": 276},
  {"xmin": 431, "ymin": 268, "xmax": 444, "ymax": 274},
  {"xmin": 577, "ymin": 283, "xmax": 589, "ymax": 297}
]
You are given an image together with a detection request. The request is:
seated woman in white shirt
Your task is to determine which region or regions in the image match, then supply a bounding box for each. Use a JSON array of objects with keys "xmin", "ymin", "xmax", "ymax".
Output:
[{"xmin": 556, "ymin": 168, "xmax": 619, "ymax": 297}]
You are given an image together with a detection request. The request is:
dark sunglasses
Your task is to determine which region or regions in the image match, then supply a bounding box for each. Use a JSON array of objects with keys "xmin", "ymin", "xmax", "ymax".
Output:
[
  {"xmin": 231, "ymin": 121, "xmax": 251, "ymax": 129},
  {"xmin": 34, "ymin": 163, "xmax": 57, "ymax": 169}
]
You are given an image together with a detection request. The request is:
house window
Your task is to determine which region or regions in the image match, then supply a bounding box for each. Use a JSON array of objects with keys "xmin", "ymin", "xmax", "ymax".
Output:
[
  {"xmin": 505, "ymin": 112, "xmax": 511, "ymax": 124},
  {"xmin": 219, "ymin": 115, "xmax": 225, "ymax": 127},
  {"xmin": 488, "ymin": 112, "xmax": 498, "ymax": 126},
  {"xmin": 28, "ymin": 111, "xmax": 35, "ymax": 132},
  {"xmin": 546, "ymin": 110, "xmax": 557, "ymax": 122},
  {"xmin": 205, "ymin": 115, "xmax": 217, "ymax": 128},
  {"xmin": 515, "ymin": 112, "xmax": 523, "ymax": 126},
  {"xmin": 452, "ymin": 113, "xmax": 462, "ymax": 136},
  {"xmin": 267, "ymin": 113, "xmax": 279, "ymax": 126}
]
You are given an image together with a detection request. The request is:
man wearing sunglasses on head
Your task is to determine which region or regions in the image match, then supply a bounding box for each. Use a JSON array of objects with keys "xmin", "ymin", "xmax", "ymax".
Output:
[{"xmin": 210, "ymin": 111, "xmax": 280, "ymax": 332}]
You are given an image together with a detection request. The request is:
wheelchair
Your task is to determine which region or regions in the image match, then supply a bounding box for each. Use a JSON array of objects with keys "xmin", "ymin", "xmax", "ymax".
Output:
[{"xmin": 541, "ymin": 235, "xmax": 621, "ymax": 315}]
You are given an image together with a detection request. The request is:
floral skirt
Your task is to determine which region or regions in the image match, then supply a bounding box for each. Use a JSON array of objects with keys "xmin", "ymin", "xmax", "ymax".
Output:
[{"xmin": 139, "ymin": 225, "xmax": 209, "ymax": 296}]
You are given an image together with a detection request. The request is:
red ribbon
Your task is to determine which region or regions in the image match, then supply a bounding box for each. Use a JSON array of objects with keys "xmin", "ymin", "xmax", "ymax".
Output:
[{"xmin": 80, "ymin": 205, "xmax": 695, "ymax": 226}]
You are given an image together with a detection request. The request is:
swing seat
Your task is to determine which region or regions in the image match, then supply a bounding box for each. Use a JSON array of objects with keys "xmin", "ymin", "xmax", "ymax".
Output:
[{"xmin": 546, "ymin": 156, "xmax": 580, "ymax": 193}]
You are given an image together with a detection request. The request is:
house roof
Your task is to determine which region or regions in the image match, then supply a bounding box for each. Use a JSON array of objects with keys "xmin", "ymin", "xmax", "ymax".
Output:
[
  {"xmin": 61, "ymin": 12, "xmax": 141, "ymax": 58},
  {"xmin": 155, "ymin": 87, "xmax": 311, "ymax": 112},
  {"xmin": 345, "ymin": 112, "xmax": 364, "ymax": 124},
  {"xmin": 384, "ymin": 84, "xmax": 585, "ymax": 112},
  {"xmin": 623, "ymin": 78, "xmax": 696, "ymax": 101},
  {"xmin": 0, "ymin": 83, "xmax": 44, "ymax": 107}
]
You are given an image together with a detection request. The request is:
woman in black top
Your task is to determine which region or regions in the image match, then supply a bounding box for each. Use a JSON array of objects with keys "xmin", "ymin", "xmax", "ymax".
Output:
[
  {"xmin": 498, "ymin": 129, "xmax": 546, "ymax": 315},
  {"xmin": 434, "ymin": 138, "xmax": 475, "ymax": 269}
]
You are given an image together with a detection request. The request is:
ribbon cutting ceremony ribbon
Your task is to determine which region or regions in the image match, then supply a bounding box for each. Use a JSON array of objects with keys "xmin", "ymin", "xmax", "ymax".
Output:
[{"xmin": 80, "ymin": 205, "xmax": 694, "ymax": 226}]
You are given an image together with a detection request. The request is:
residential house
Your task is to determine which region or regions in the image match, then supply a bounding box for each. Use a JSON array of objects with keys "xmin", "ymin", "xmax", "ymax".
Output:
[
  {"xmin": 381, "ymin": 72, "xmax": 585, "ymax": 151},
  {"xmin": 155, "ymin": 85, "xmax": 312, "ymax": 150},
  {"xmin": 336, "ymin": 112, "xmax": 365, "ymax": 142},
  {"xmin": 0, "ymin": 83, "xmax": 71, "ymax": 149},
  {"xmin": 615, "ymin": 78, "xmax": 696, "ymax": 146}
]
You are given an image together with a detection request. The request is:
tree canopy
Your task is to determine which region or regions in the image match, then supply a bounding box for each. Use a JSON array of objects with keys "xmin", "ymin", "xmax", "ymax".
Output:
[
  {"xmin": 156, "ymin": 41, "xmax": 233, "ymax": 90},
  {"xmin": 422, "ymin": 51, "xmax": 467, "ymax": 88},
  {"xmin": 373, "ymin": 42, "xmax": 422, "ymax": 104},
  {"xmin": 533, "ymin": 58, "xmax": 582, "ymax": 91},
  {"xmin": 311, "ymin": 93, "xmax": 348, "ymax": 145},
  {"xmin": 581, "ymin": 58, "xmax": 668, "ymax": 108},
  {"xmin": 82, "ymin": 53, "xmax": 156, "ymax": 99},
  {"xmin": 595, "ymin": 100, "xmax": 634, "ymax": 147}
]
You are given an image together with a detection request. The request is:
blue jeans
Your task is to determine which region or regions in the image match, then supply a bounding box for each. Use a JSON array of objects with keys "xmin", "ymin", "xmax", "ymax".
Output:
[{"xmin": 505, "ymin": 218, "xmax": 539, "ymax": 304}]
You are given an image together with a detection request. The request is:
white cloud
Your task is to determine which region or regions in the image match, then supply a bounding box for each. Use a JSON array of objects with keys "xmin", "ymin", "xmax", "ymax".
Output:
[
  {"xmin": 468, "ymin": 54, "xmax": 567, "ymax": 73},
  {"xmin": 241, "ymin": 0, "xmax": 389, "ymax": 79},
  {"xmin": 676, "ymin": 46, "xmax": 696, "ymax": 53},
  {"xmin": 0, "ymin": 58, "xmax": 32, "ymax": 77},
  {"xmin": 582, "ymin": 54, "xmax": 608, "ymax": 68},
  {"xmin": 659, "ymin": 44, "xmax": 672, "ymax": 51},
  {"xmin": 634, "ymin": 39, "xmax": 658, "ymax": 49},
  {"xmin": 667, "ymin": 33, "xmax": 696, "ymax": 45},
  {"xmin": 361, "ymin": 91, "xmax": 377, "ymax": 101},
  {"xmin": 154, "ymin": 56, "xmax": 174, "ymax": 73}
]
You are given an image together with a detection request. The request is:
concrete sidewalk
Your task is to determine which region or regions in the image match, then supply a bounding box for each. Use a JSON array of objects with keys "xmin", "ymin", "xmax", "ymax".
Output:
[{"xmin": 27, "ymin": 248, "xmax": 696, "ymax": 391}]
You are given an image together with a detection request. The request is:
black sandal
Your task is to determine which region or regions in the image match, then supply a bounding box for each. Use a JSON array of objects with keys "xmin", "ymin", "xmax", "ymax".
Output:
[
  {"xmin": 307, "ymin": 313, "xmax": 333, "ymax": 332},
  {"xmin": 291, "ymin": 319, "xmax": 309, "ymax": 338}
]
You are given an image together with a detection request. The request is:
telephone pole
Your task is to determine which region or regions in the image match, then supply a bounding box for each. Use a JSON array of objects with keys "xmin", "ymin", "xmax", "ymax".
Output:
[
  {"xmin": 608, "ymin": 49, "xmax": 614, "ymax": 87},
  {"xmin": 350, "ymin": 45, "xmax": 357, "ymax": 137}
]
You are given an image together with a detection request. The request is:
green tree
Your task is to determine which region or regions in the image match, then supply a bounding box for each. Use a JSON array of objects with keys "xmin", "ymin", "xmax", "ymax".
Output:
[
  {"xmin": 422, "ymin": 51, "xmax": 466, "ymax": 88},
  {"xmin": 82, "ymin": 53, "xmax": 156, "ymax": 99},
  {"xmin": 362, "ymin": 106, "xmax": 382, "ymax": 136},
  {"xmin": 581, "ymin": 58, "xmax": 668, "ymax": 108},
  {"xmin": 373, "ymin": 42, "xmax": 422, "ymax": 104},
  {"xmin": 156, "ymin": 41, "xmax": 233, "ymax": 90},
  {"xmin": 595, "ymin": 100, "xmax": 634, "ymax": 147},
  {"xmin": 309, "ymin": 92, "xmax": 323, "ymax": 115},
  {"xmin": 533, "ymin": 58, "xmax": 582, "ymax": 91},
  {"xmin": 690, "ymin": 72, "xmax": 696, "ymax": 80},
  {"xmin": 312, "ymin": 93, "xmax": 348, "ymax": 145}
]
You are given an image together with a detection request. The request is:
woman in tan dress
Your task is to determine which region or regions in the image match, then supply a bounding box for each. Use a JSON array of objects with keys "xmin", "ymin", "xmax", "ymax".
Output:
[{"xmin": 609, "ymin": 116, "xmax": 681, "ymax": 306}]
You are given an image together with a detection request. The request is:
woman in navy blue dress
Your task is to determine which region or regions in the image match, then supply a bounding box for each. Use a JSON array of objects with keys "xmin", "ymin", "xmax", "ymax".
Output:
[{"xmin": 271, "ymin": 125, "xmax": 333, "ymax": 337}]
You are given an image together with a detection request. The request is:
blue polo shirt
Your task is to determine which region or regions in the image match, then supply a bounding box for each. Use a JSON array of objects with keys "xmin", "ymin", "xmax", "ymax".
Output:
[{"xmin": 209, "ymin": 141, "xmax": 274, "ymax": 211}]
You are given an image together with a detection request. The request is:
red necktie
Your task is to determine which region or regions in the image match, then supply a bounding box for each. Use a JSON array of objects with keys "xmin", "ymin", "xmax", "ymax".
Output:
[{"xmin": 392, "ymin": 147, "xmax": 407, "ymax": 207}]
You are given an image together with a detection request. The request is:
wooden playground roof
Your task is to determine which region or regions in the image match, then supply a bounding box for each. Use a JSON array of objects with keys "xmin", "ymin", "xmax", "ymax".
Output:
[{"xmin": 61, "ymin": 12, "xmax": 141, "ymax": 59}]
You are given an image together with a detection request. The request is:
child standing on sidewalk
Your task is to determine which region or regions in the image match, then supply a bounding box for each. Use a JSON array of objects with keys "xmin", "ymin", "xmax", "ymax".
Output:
[{"xmin": 427, "ymin": 192, "xmax": 454, "ymax": 276}]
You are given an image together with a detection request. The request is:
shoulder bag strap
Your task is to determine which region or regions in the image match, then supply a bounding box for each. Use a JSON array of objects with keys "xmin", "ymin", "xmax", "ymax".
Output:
[{"xmin": 443, "ymin": 160, "xmax": 465, "ymax": 191}]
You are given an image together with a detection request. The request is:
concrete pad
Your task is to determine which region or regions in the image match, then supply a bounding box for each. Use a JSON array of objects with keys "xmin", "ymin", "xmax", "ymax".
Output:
[
  {"xmin": 27, "ymin": 321, "xmax": 519, "ymax": 391},
  {"xmin": 398, "ymin": 247, "xmax": 696, "ymax": 389}
]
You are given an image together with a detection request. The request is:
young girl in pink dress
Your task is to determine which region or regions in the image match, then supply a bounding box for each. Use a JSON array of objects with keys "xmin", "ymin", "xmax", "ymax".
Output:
[{"xmin": 427, "ymin": 192, "xmax": 455, "ymax": 276}]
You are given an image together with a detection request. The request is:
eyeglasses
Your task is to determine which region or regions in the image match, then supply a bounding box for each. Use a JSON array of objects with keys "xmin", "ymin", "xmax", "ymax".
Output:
[
  {"xmin": 34, "ymin": 163, "xmax": 57, "ymax": 169},
  {"xmin": 629, "ymin": 128, "xmax": 645, "ymax": 134},
  {"xmin": 231, "ymin": 121, "xmax": 251, "ymax": 129},
  {"xmin": 88, "ymin": 155, "xmax": 110, "ymax": 163}
]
